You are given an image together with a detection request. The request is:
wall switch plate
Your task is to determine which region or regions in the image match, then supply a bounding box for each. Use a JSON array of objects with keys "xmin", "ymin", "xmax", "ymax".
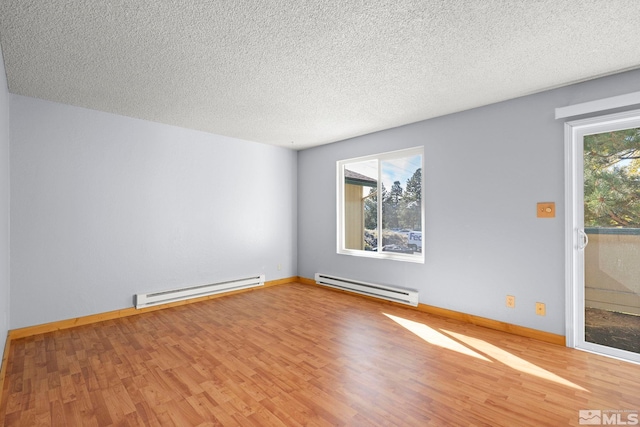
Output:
[
  {"xmin": 537, "ymin": 202, "xmax": 555, "ymax": 218},
  {"xmin": 506, "ymin": 295, "xmax": 515, "ymax": 308},
  {"xmin": 536, "ymin": 302, "xmax": 546, "ymax": 316}
]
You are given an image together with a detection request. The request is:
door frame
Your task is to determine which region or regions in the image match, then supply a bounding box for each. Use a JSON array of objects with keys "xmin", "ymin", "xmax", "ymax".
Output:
[{"xmin": 564, "ymin": 108, "xmax": 640, "ymax": 364}]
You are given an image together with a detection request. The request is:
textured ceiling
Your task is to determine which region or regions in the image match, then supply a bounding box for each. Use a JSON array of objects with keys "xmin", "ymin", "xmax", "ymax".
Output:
[{"xmin": 1, "ymin": 1, "xmax": 640, "ymax": 149}]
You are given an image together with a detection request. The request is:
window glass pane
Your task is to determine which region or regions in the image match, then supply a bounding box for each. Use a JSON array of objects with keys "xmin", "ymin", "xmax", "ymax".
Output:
[
  {"xmin": 343, "ymin": 160, "xmax": 377, "ymax": 250},
  {"xmin": 337, "ymin": 147, "xmax": 424, "ymax": 263},
  {"xmin": 380, "ymin": 155, "xmax": 422, "ymax": 254},
  {"xmin": 583, "ymin": 127, "xmax": 640, "ymax": 354}
]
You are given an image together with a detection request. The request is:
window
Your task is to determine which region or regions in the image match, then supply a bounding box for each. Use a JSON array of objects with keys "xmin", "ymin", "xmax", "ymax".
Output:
[{"xmin": 337, "ymin": 147, "xmax": 424, "ymax": 262}]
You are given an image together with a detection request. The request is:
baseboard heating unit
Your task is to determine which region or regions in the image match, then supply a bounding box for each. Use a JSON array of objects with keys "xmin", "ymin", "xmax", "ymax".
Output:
[
  {"xmin": 315, "ymin": 273, "xmax": 418, "ymax": 306},
  {"xmin": 135, "ymin": 274, "xmax": 265, "ymax": 309}
]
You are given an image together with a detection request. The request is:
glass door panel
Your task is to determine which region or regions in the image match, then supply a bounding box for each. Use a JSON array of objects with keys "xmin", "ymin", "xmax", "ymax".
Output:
[{"xmin": 583, "ymin": 128, "xmax": 640, "ymax": 356}]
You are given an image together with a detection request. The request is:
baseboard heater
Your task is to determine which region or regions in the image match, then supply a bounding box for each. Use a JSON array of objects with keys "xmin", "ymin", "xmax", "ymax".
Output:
[
  {"xmin": 315, "ymin": 273, "xmax": 418, "ymax": 306},
  {"xmin": 135, "ymin": 274, "xmax": 265, "ymax": 309}
]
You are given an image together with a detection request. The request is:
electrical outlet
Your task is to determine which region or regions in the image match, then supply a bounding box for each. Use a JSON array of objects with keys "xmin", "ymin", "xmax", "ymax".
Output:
[
  {"xmin": 277, "ymin": 264, "xmax": 282, "ymax": 271},
  {"xmin": 536, "ymin": 302, "xmax": 546, "ymax": 316},
  {"xmin": 506, "ymin": 295, "xmax": 515, "ymax": 308}
]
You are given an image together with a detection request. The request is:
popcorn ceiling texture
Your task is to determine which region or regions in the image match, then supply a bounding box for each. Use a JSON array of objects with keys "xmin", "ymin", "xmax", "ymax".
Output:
[{"xmin": 1, "ymin": 0, "xmax": 639, "ymax": 149}]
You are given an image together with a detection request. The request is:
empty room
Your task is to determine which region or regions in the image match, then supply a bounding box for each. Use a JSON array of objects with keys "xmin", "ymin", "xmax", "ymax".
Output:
[{"xmin": 1, "ymin": 1, "xmax": 640, "ymax": 426}]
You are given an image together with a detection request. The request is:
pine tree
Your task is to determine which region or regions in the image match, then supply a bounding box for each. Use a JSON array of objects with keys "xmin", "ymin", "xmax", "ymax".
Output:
[
  {"xmin": 401, "ymin": 168, "xmax": 422, "ymax": 230},
  {"xmin": 584, "ymin": 128, "xmax": 640, "ymax": 227},
  {"xmin": 363, "ymin": 187, "xmax": 377, "ymax": 230},
  {"xmin": 383, "ymin": 181, "xmax": 403, "ymax": 229}
]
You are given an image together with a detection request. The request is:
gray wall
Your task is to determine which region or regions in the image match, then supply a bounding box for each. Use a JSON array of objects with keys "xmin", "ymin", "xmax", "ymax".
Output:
[
  {"xmin": 4, "ymin": 65, "xmax": 640, "ymax": 336},
  {"xmin": 0, "ymin": 46, "xmax": 10, "ymax": 353},
  {"xmin": 10, "ymin": 95, "xmax": 297, "ymax": 329},
  {"xmin": 297, "ymin": 69, "xmax": 640, "ymax": 336}
]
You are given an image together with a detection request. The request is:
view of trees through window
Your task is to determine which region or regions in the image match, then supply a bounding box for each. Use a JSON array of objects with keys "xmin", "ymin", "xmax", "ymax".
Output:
[
  {"xmin": 584, "ymin": 128, "xmax": 640, "ymax": 227},
  {"xmin": 340, "ymin": 148, "xmax": 423, "ymax": 260},
  {"xmin": 362, "ymin": 164, "xmax": 422, "ymax": 252}
]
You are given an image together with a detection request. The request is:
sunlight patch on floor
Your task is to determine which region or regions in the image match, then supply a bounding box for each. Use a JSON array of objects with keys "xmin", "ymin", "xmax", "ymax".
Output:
[
  {"xmin": 383, "ymin": 312, "xmax": 588, "ymax": 391},
  {"xmin": 443, "ymin": 329, "xmax": 588, "ymax": 391},
  {"xmin": 383, "ymin": 313, "xmax": 491, "ymax": 362}
]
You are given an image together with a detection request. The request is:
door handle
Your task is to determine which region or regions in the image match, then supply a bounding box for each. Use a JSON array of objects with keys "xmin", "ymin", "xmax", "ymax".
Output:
[{"xmin": 578, "ymin": 229, "xmax": 589, "ymax": 250}]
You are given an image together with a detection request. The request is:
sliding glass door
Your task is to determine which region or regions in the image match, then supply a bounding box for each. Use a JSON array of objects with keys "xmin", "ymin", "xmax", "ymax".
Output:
[{"xmin": 566, "ymin": 110, "xmax": 640, "ymax": 364}]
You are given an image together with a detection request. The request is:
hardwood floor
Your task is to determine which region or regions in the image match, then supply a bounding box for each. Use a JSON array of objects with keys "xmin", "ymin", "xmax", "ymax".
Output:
[{"xmin": 1, "ymin": 282, "xmax": 639, "ymax": 426}]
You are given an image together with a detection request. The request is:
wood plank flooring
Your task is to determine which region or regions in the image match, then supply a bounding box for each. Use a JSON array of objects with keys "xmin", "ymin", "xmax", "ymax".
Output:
[{"xmin": 1, "ymin": 282, "xmax": 639, "ymax": 426}]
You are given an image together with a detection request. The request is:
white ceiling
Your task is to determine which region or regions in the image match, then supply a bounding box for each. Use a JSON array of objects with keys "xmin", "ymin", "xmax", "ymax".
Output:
[{"xmin": 1, "ymin": 1, "xmax": 640, "ymax": 150}]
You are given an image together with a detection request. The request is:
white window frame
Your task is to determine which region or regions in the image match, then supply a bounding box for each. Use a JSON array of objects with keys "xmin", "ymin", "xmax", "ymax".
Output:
[{"xmin": 337, "ymin": 146, "xmax": 425, "ymax": 263}]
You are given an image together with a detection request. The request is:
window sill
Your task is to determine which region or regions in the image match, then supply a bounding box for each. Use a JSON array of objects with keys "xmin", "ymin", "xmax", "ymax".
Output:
[{"xmin": 337, "ymin": 249, "xmax": 425, "ymax": 264}]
